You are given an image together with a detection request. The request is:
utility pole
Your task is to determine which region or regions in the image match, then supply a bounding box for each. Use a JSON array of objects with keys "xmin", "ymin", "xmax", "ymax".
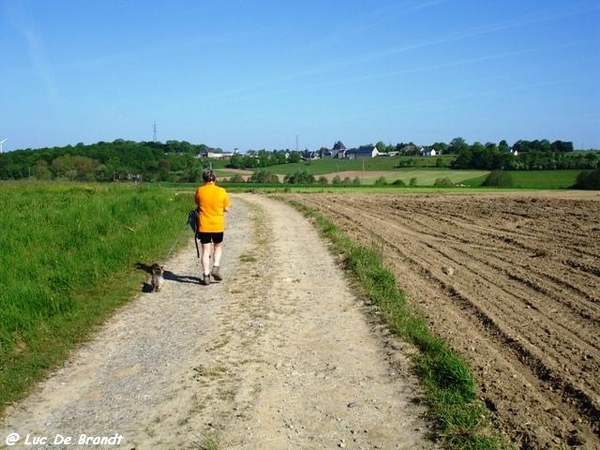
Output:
[
  {"xmin": 153, "ymin": 121, "xmax": 157, "ymax": 143},
  {"xmin": 362, "ymin": 157, "xmax": 365, "ymax": 182}
]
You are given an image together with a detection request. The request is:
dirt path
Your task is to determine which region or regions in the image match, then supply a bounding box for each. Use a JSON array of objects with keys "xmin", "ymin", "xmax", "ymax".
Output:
[
  {"xmin": 0, "ymin": 194, "xmax": 436, "ymax": 450},
  {"xmin": 288, "ymin": 191, "xmax": 600, "ymax": 450}
]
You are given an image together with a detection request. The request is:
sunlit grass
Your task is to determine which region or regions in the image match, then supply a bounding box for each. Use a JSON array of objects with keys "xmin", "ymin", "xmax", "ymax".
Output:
[{"xmin": 0, "ymin": 182, "xmax": 192, "ymax": 411}]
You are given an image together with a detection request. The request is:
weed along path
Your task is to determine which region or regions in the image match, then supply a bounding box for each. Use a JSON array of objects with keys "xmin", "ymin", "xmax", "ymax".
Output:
[{"xmin": 0, "ymin": 194, "xmax": 436, "ymax": 450}]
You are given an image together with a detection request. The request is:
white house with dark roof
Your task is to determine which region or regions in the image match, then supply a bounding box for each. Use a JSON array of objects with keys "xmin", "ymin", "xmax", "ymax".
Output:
[{"xmin": 346, "ymin": 144, "xmax": 379, "ymax": 159}]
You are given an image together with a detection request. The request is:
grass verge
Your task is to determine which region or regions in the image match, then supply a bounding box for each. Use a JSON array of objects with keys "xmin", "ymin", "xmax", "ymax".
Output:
[
  {"xmin": 0, "ymin": 182, "xmax": 193, "ymax": 413},
  {"xmin": 287, "ymin": 199, "xmax": 510, "ymax": 450}
]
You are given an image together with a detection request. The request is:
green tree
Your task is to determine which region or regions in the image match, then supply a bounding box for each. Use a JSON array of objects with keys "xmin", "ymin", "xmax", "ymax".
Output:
[
  {"xmin": 34, "ymin": 160, "xmax": 51, "ymax": 180},
  {"xmin": 451, "ymin": 147, "xmax": 472, "ymax": 169},
  {"xmin": 242, "ymin": 155, "xmax": 259, "ymax": 169},
  {"xmin": 552, "ymin": 140, "xmax": 574, "ymax": 152},
  {"xmin": 248, "ymin": 169, "xmax": 279, "ymax": 183},
  {"xmin": 229, "ymin": 153, "xmax": 243, "ymax": 169},
  {"xmin": 448, "ymin": 137, "xmax": 469, "ymax": 154},
  {"xmin": 284, "ymin": 170, "xmax": 315, "ymax": 184},
  {"xmin": 228, "ymin": 174, "xmax": 245, "ymax": 183},
  {"xmin": 374, "ymin": 176, "xmax": 387, "ymax": 186},
  {"xmin": 584, "ymin": 152, "xmax": 598, "ymax": 168},
  {"xmin": 288, "ymin": 151, "xmax": 301, "ymax": 163},
  {"xmin": 498, "ymin": 140, "xmax": 510, "ymax": 153},
  {"xmin": 72, "ymin": 156, "xmax": 100, "ymax": 181},
  {"xmin": 52, "ymin": 155, "xmax": 75, "ymax": 179},
  {"xmin": 432, "ymin": 142, "xmax": 449, "ymax": 154}
]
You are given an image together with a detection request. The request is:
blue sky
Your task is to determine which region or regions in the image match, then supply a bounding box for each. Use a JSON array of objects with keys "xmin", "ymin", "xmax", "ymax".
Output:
[{"xmin": 1, "ymin": 0, "xmax": 599, "ymax": 152}]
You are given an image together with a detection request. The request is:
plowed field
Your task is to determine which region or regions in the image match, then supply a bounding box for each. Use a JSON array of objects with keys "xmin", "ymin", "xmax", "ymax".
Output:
[{"xmin": 288, "ymin": 191, "xmax": 600, "ymax": 449}]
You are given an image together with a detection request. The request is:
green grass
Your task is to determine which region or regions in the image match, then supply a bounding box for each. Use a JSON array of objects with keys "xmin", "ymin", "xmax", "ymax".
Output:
[
  {"xmin": 367, "ymin": 168, "xmax": 490, "ymax": 186},
  {"xmin": 287, "ymin": 199, "xmax": 510, "ymax": 450},
  {"xmin": 264, "ymin": 156, "xmax": 449, "ymax": 175},
  {"xmin": 0, "ymin": 182, "xmax": 193, "ymax": 412},
  {"xmin": 267, "ymin": 155, "xmax": 454, "ymax": 174},
  {"xmin": 231, "ymin": 156, "xmax": 586, "ymax": 189},
  {"xmin": 190, "ymin": 155, "xmax": 586, "ymax": 190},
  {"xmin": 506, "ymin": 170, "xmax": 582, "ymax": 189}
]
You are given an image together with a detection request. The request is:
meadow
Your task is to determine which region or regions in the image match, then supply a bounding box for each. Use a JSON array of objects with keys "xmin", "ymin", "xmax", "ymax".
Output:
[
  {"xmin": 215, "ymin": 156, "xmax": 584, "ymax": 189},
  {"xmin": 0, "ymin": 182, "xmax": 192, "ymax": 409}
]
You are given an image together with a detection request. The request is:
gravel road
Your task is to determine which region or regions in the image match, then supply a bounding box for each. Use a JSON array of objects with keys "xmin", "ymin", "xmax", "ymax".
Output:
[{"xmin": 0, "ymin": 194, "xmax": 436, "ymax": 450}]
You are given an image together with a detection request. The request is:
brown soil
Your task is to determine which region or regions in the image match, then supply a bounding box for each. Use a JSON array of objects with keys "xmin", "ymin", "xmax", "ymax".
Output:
[{"xmin": 286, "ymin": 190, "xmax": 600, "ymax": 449}]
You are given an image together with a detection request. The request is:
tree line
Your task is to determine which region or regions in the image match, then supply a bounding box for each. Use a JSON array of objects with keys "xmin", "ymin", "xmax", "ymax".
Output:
[
  {"xmin": 0, "ymin": 137, "xmax": 597, "ymax": 182},
  {"xmin": 0, "ymin": 140, "xmax": 214, "ymax": 182},
  {"xmin": 444, "ymin": 137, "xmax": 598, "ymax": 170}
]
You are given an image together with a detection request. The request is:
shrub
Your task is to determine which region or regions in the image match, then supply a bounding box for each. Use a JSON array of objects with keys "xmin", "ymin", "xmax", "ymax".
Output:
[
  {"xmin": 572, "ymin": 168, "xmax": 600, "ymax": 190},
  {"xmin": 482, "ymin": 170, "xmax": 514, "ymax": 187},
  {"xmin": 374, "ymin": 176, "xmax": 387, "ymax": 186},
  {"xmin": 434, "ymin": 177, "xmax": 454, "ymax": 187},
  {"xmin": 228, "ymin": 174, "xmax": 245, "ymax": 183},
  {"xmin": 392, "ymin": 179, "xmax": 406, "ymax": 186},
  {"xmin": 284, "ymin": 170, "xmax": 315, "ymax": 184},
  {"xmin": 248, "ymin": 170, "xmax": 279, "ymax": 183}
]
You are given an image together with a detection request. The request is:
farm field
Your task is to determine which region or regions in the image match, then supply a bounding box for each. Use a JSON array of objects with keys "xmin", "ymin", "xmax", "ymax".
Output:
[
  {"xmin": 220, "ymin": 167, "xmax": 489, "ymax": 186},
  {"xmin": 287, "ymin": 190, "xmax": 600, "ymax": 449},
  {"xmin": 218, "ymin": 166, "xmax": 585, "ymax": 189}
]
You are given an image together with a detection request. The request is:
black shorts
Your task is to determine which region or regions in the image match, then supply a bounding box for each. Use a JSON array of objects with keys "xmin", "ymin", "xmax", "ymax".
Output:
[{"xmin": 197, "ymin": 232, "xmax": 224, "ymax": 244}]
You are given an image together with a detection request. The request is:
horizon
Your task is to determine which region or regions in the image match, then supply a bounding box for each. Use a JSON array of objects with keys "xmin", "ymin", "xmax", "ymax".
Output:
[
  {"xmin": 1, "ymin": 135, "xmax": 595, "ymax": 154},
  {"xmin": 1, "ymin": 1, "xmax": 599, "ymax": 152}
]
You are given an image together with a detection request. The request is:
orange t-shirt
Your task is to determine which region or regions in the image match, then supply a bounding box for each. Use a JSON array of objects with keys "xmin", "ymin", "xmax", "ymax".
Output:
[{"xmin": 194, "ymin": 183, "xmax": 231, "ymax": 233}]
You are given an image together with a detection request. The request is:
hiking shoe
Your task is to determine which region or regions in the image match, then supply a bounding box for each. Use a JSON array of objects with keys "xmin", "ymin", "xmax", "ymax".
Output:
[
  {"xmin": 211, "ymin": 266, "xmax": 222, "ymax": 281},
  {"xmin": 201, "ymin": 274, "xmax": 210, "ymax": 286}
]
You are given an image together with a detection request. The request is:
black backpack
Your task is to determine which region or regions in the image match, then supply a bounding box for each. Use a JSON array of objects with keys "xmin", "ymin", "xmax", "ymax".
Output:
[{"xmin": 187, "ymin": 209, "xmax": 200, "ymax": 257}]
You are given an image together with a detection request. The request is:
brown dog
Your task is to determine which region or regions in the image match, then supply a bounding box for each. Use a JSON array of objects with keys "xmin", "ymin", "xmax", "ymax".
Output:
[{"xmin": 150, "ymin": 263, "xmax": 165, "ymax": 292}]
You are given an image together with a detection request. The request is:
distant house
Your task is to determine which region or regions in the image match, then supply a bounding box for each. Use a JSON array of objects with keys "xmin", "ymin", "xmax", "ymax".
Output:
[
  {"xmin": 330, "ymin": 141, "xmax": 347, "ymax": 159},
  {"xmin": 198, "ymin": 151, "xmax": 234, "ymax": 159},
  {"xmin": 421, "ymin": 147, "xmax": 437, "ymax": 157},
  {"xmin": 311, "ymin": 141, "xmax": 380, "ymax": 160},
  {"xmin": 346, "ymin": 144, "xmax": 379, "ymax": 159},
  {"xmin": 301, "ymin": 150, "xmax": 320, "ymax": 160},
  {"xmin": 318, "ymin": 141, "xmax": 347, "ymax": 159}
]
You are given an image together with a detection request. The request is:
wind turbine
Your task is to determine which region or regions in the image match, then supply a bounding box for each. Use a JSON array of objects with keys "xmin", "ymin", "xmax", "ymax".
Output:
[{"xmin": 0, "ymin": 138, "xmax": 6, "ymax": 154}]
